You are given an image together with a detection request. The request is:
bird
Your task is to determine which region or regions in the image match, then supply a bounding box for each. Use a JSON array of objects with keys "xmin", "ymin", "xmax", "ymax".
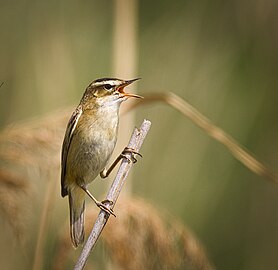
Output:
[{"xmin": 61, "ymin": 77, "xmax": 142, "ymax": 247}]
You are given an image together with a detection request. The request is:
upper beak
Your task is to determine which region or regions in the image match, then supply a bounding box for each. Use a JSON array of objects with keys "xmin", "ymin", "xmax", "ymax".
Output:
[{"xmin": 118, "ymin": 78, "xmax": 143, "ymax": 99}]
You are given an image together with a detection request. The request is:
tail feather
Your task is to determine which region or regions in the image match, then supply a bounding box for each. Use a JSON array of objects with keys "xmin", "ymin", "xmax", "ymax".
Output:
[{"xmin": 69, "ymin": 190, "xmax": 85, "ymax": 248}]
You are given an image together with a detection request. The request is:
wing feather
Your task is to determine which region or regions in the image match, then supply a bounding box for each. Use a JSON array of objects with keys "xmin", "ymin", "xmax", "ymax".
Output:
[{"xmin": 61, "ymin": 105, "xmax": 82, "ymax": 197}]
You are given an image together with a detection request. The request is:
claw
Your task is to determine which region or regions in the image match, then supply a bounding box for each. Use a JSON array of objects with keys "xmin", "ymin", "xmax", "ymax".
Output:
[
  {"xmin": 121, "ymin": 147, "xmax": 142, "ymax": 163},
  {"xmin": 101, "ymin": 199, "xmax": 114, "ymax": 206},
  {"xmin": 97, "ymin": 200, "xmax": 116, "ymax": 217}
]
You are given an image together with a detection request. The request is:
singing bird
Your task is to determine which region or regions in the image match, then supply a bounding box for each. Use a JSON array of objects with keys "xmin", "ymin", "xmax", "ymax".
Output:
[{"xmin": 61, "ymin": 78, "xmax": 142, "ymax": 247}]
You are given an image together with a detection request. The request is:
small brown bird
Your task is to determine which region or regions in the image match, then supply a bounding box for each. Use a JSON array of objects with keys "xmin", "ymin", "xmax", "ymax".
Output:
[{"xmin": 61, "ymin": 78, "xmax": 142, "ymax": 247}]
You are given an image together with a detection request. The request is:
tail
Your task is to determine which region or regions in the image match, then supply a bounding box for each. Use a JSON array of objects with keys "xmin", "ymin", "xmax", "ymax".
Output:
[{"xmin": 69, "ymin": 189, "xmax": 85, "ymax": 248}]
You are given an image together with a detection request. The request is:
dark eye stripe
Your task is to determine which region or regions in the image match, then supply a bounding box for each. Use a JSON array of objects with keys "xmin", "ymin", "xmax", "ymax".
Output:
[{"xmin": 104, "ymin": 84, "xmax": 113, "ymax": 90}]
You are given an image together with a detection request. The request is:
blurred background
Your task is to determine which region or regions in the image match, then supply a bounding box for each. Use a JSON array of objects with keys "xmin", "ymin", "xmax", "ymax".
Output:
[{"xmin": 1, "ymin": 0, "xmax": 278, "ymax": 269}]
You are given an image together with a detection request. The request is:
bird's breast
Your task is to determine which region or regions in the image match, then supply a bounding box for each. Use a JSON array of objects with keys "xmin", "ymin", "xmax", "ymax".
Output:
[{"xmin": 66, "ymin": 109, "xmax": 119, "ymax": 185}]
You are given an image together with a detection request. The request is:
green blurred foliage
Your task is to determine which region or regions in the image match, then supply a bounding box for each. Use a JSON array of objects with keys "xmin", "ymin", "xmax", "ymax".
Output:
[{"xmin": 1, "ymin": 0, "xmax": 278, "ymax": 269}]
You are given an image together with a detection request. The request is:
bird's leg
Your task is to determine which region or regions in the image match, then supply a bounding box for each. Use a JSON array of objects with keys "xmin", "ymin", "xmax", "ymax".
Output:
[
  {"xmin": 100, "ymin": 147, "xmax": 142, "ymax": 178},
  {"xmin": 80, "ymin": 185, "xmax": 116, "ymax": 217}
]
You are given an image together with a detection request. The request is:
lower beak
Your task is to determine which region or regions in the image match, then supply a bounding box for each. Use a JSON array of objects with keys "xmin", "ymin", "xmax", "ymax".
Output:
[
  {"xmin": 118, "ymin": 78, "xmax": 143, "ymax": 99},
  {"xmin": 122, "ymin": 92, "xmax": 144, "ymax": 98}
]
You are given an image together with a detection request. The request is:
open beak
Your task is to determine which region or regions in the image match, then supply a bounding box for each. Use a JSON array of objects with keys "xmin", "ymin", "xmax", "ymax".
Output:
[{"xmin": 117, "ymin": 78, "xmax": 143, "ymax": 99}]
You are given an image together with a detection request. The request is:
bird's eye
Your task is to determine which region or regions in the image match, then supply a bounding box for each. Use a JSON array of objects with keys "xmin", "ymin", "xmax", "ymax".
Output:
[{"xmin": 104, "ymin": 84, "xmax": 113, "ymax": 90}]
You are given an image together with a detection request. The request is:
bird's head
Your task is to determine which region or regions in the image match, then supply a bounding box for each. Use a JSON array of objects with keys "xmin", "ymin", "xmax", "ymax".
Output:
[{"xmin": 83, "ymin": 77, "xmax": 142, "ymax": 108}]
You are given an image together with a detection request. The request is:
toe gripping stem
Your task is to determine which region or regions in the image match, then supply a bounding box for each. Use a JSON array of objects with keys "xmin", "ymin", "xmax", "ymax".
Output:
[{"xmin": 120, "ymin": 147, "xmax": 142, "ymax": 164}]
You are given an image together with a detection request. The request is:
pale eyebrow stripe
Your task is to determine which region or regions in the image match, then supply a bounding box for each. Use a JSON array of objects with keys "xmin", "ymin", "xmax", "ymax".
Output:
[{"xmin": 93, "ymin": 80, "xmax": 118, "ymax": 87}]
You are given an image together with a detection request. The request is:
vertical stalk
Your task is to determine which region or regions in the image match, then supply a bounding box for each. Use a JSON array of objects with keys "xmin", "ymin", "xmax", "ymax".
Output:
[{"xmin": 112, "ymin": 0, "xmax": 139, "ymax": 192}]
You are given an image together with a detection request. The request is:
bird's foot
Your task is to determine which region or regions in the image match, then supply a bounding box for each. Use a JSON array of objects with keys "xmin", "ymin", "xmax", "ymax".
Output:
[
  {"xmin": 96, "ymin": 199, "xmax": 116, "ymax": 217},
  {"xmin": 121, "ymin": 147, "xmax": 142, "ymax": 163}
]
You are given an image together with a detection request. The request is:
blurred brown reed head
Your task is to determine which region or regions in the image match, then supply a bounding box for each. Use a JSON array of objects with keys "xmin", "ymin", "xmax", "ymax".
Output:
[
  {"xmin": 0, "ymin": 169, "xmax": 29, "ymax": 242},
  {"xmin": 0, "ymin": 109, "xmax": 72, "ymax": 242},
  {"xmin": 54, "ymin": 196, "xmax": 214, "ymax": 270}
]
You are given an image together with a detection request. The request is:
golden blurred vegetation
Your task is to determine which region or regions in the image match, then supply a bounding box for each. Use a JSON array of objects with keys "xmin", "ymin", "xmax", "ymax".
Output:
[{"xmin": 1, "ymin": 0, "xmax": 278, "ymax": 269}]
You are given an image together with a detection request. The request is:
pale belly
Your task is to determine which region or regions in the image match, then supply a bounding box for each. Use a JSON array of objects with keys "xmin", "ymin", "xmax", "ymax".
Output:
[{"xmin": 66, "ymin": 133, "xmax": 116, "ymax": 186}]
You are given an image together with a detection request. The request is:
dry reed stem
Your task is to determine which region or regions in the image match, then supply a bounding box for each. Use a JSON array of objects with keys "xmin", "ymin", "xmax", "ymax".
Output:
[
  {"xmin": 54, "ymin": 197, "xmax": 215, "ymax": 270},
  {"xmin": 112, "ymin": 0, "xmax": 139, "ymax": 194},
  {"xmin": 32, "ymin": 170, "xmax": 59, "ymax": 270},
  {"xmin": 123, "ymin": 92, "xmax": 278, "ymax": 184}
]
